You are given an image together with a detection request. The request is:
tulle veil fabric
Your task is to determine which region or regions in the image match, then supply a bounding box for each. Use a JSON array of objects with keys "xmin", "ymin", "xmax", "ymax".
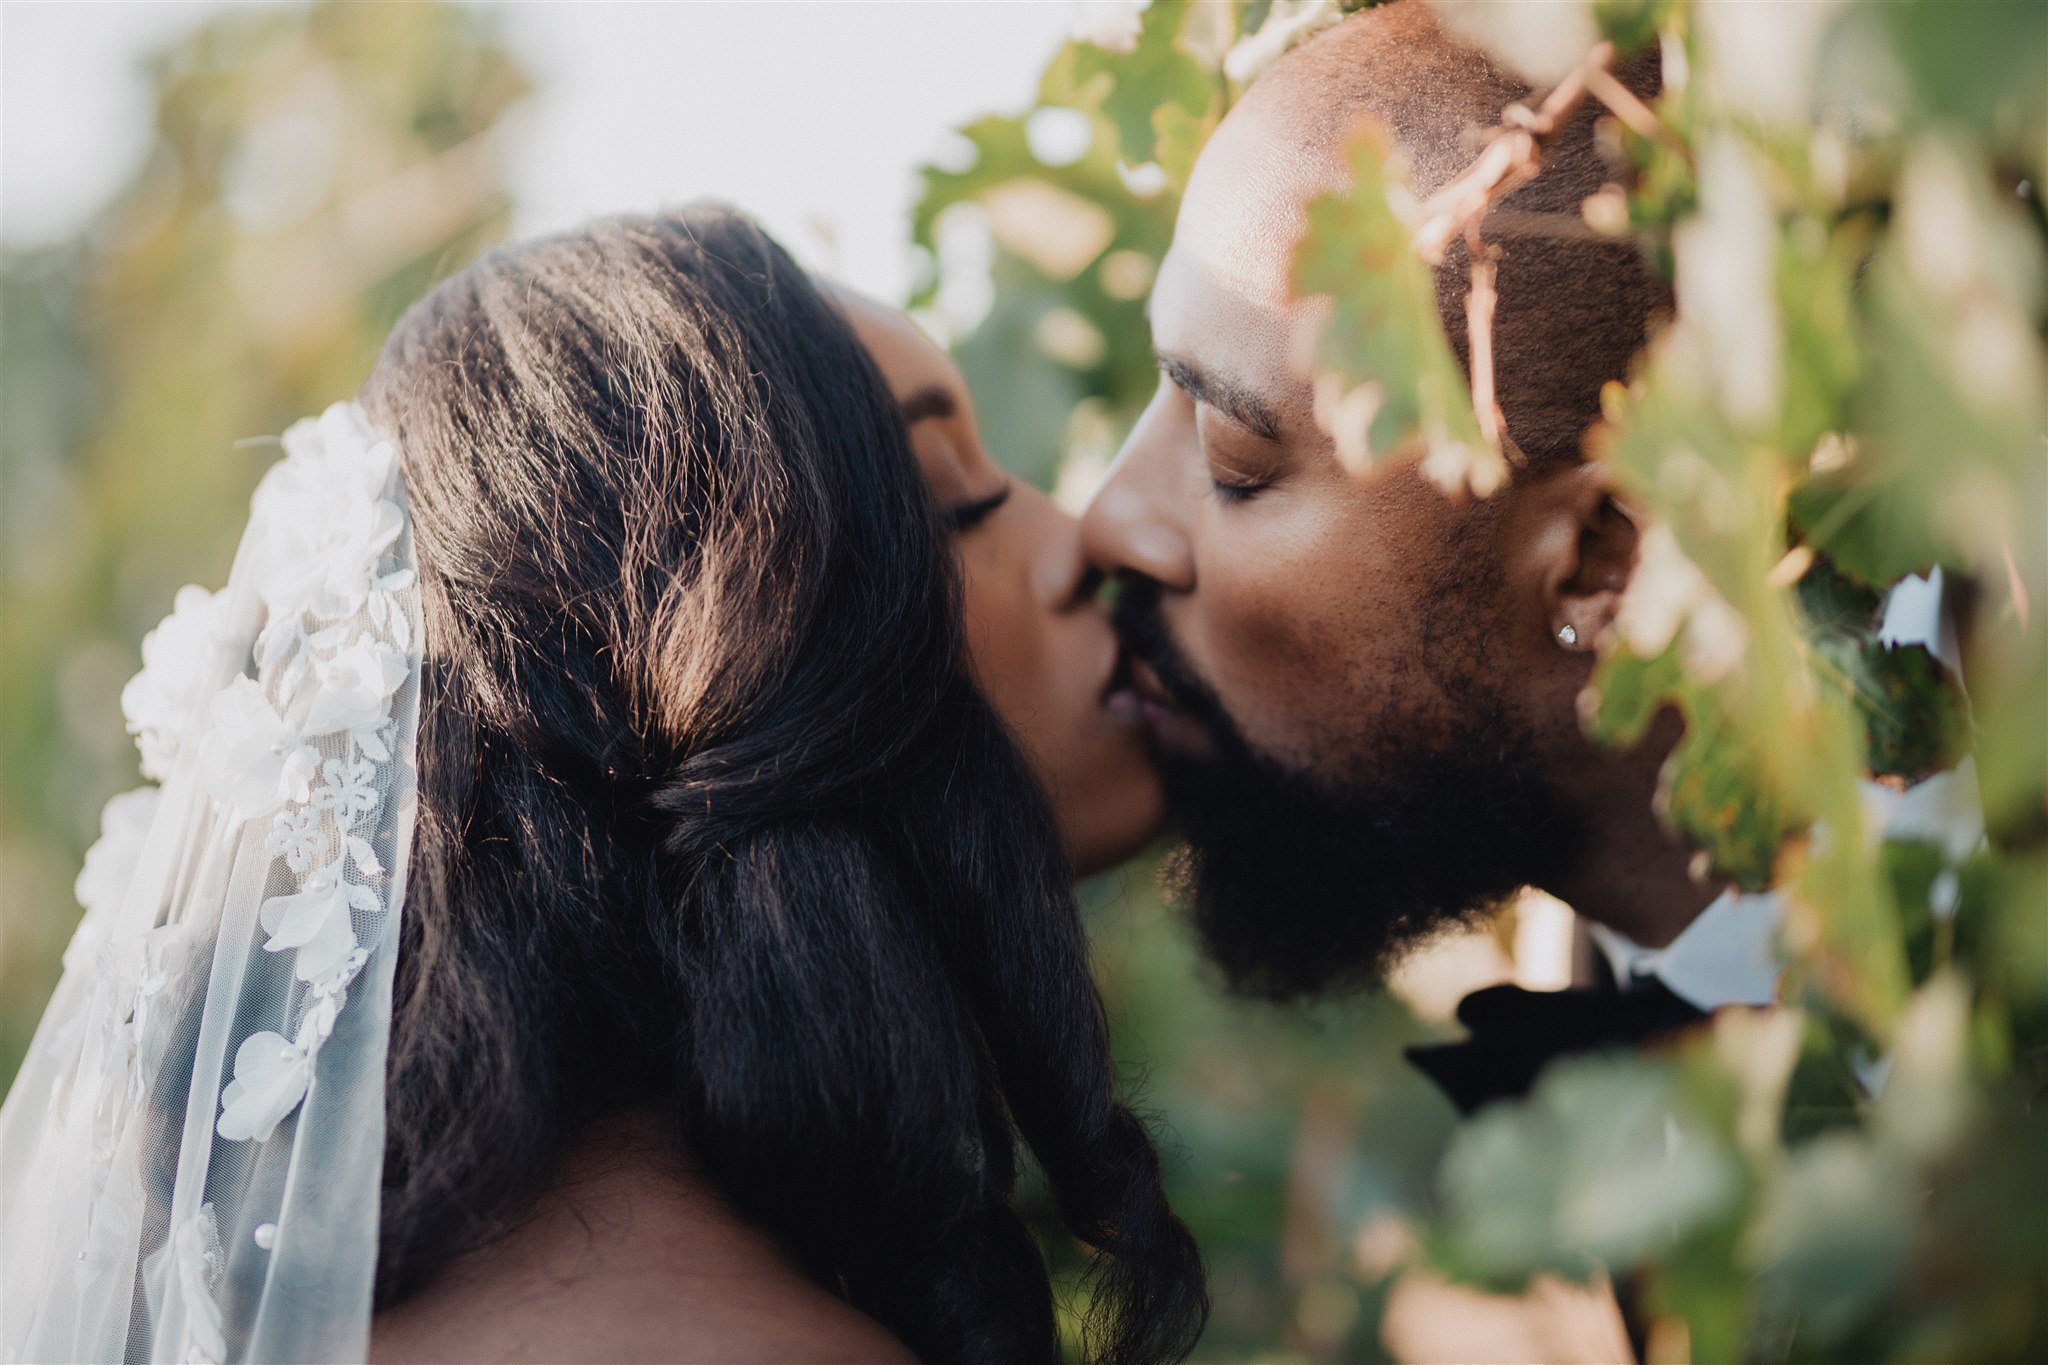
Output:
[{"xmin": 1, "ymin": 403, "xmax": 423, "ymax": 1364}]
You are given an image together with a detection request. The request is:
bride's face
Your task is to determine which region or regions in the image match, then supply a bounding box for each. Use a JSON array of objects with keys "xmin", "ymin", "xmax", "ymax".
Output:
[{"xmin": 835, "ymin": 291, "xmax": 1164, "ymax": 876}]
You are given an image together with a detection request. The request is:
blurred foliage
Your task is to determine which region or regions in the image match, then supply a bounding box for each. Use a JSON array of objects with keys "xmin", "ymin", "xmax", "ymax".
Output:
[
  {"xmin": 919, "ymin": 0, "xmax": 2048, "ymax": 1359},
  {"xmin": 1023, "ymin": 871, "xmax": 1460, "ymax": 1360},
  {"xmin": 0, "ymin": 0, "xmax": 526, "ymax": 1085},
  {"xmin": 1294, "ymin": 125, "xmax": 1499, "ymax": 495}
]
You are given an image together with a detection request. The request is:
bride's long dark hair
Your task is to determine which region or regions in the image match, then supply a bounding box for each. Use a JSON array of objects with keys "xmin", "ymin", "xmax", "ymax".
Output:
[{"xmin": 358, "ymin": 205, "xmax": 1206, "ymax": 1363}]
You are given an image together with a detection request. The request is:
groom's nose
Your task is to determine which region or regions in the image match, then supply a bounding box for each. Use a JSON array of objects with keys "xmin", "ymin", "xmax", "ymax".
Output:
[{"xmin": 1080, "ymin": 388, "xmax": 1196, "ymax": 593}]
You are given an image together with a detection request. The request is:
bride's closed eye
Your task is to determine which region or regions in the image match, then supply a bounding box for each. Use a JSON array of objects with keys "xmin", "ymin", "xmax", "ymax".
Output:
[{"xmin": 948, "ymin": 481, "xmax": 1010, "ymax": 533}]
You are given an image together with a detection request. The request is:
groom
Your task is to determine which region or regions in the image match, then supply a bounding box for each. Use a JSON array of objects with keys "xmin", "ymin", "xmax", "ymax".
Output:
[{"xmin": 1085, "ymin": 2, "xmax": 1766, "ymax": 1111}]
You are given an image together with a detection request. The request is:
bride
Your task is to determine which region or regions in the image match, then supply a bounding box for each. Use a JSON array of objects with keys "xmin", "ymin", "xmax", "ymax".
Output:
[{"xmin": 0, "ymin": 206, "xmax": 1206, "ymax": 1364}]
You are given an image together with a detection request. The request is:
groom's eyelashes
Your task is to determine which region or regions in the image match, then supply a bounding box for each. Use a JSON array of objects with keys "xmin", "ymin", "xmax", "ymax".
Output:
[{"xmin": 1198, "ymin": 412, "xmax": 1281, "ymax": 506}]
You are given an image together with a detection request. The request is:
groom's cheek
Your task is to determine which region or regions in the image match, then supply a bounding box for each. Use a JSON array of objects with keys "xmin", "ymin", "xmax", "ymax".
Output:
[{"xmin": 1191, "ymin": 464, "xmax": 1430, "ymax": 773}]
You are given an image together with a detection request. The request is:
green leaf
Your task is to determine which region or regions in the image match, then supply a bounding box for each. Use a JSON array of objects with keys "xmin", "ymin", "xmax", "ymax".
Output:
[
  {"xmin": 1746, "ymin": 1132, "xmax": 1916, "ymax": 1348},
  {"xmin": 1788, "ymin": 473, "xmax": 1951, "ymax": 588},
  {"xmin": 1878, "ymin": 0, "xmax": 2048, "ymax": 172},
  {"xmin": 1294, "ymin": 123, "xmax": 1495, "ymax": 489},
  {"xmin": 1797, "ymin": 556, "xmax": 1970, "ymax": 782},
  {"xmin": 1435, "ymin": 1054, "xmax": 1742, "ymax": 1289},
  {"xmin": 1774, "ymin": 219, "xmax": 1862, "ymax": 462},
  {"xmin": 1592, "ymin": 0, "xmax": 1677, "ymax": 55},
  {"xmin": 1587, "ymin": 641, "xmax": 1790, "ymax": 890},
  {"xmin": 1069, "ymin": 0, "xmax": 1222, "ymax": 170}
]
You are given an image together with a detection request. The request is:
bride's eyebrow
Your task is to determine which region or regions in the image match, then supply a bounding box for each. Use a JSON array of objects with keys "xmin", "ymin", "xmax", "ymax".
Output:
[{"xmin": 899, "ymin": 385, "xmax": 957, "ymax": 426}]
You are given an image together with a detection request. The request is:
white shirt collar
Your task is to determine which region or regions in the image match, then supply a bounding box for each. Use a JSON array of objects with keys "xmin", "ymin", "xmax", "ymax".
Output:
[
  {"xmin": 1876, "ymin": 566, "xmax": 1962, "ymax": 677},
  {"xmin": 1585, "ymin": 568, "xmax": 1974, "ymax": 1016},
  {"xmin": 1584, "ymin": 754, "xmax": 1984, "ymax": 1015},
  {"xmin": 1588, "ymin": 888, "xmax": 1784, "ymax": 1011}
]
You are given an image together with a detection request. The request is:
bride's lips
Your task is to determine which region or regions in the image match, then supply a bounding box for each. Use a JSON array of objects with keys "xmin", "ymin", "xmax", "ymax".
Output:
[
  {"xmin": 1103, "ymin": 644, "xmax": 1146, "ymax": 727},
  {"xmin": 1104, "ymin": 644, "xmax": 1210, "ymax": 752}
]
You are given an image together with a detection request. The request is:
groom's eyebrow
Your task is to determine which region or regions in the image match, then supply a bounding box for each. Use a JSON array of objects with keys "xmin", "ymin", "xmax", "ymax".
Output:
[
  {"xmin": 899, "ymin": 385, "xmax": 957, "ymax": 426},
  {"xmin": 1156, "ymin": 351, "xmax": 1281, "ymax": 441}
]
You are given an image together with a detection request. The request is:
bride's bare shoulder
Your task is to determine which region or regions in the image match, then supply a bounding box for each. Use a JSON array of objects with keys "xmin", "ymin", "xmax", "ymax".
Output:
[
  {"xmin": 370, "ymin": 1275, "xmax": 910, "ymax": 1365},
  {"xmin": 369, "ymin": 1129, "xmax": 914, "ymax": 1365}
]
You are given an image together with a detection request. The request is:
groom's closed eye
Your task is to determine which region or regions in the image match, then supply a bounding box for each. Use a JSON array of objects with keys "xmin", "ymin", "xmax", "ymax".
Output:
[{"xmin": 1156, "ymin": 351, "xmax": 1288, "ymax": 504}]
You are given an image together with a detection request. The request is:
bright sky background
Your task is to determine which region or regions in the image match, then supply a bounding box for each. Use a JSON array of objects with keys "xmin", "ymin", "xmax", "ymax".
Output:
[{"xmin": 1, "ymin": 0, "xmax": 1098, "ymax": 302}]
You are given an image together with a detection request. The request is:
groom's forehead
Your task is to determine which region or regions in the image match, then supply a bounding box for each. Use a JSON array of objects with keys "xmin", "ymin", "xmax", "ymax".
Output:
[
  {"xmin": 1152, "ymin": 102, "xmax": 1350, "ymax": 433},
  {"xmin": 1171, "ymin": 84, "xmax": 1348, "ymax": 316},
  {"xmin": 1150, "ymin": 246, "xmax": 1304, "ymax": 402}
]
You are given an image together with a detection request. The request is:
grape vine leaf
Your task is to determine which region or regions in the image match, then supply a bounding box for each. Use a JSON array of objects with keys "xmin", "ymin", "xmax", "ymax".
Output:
[
  {"xmin": 1294, "ymin": 123, "xmax": 1499, "ymax": 494},
  {"xmin": 1069, "ymin": 0, "xmax": 1225, "ymax": 173},
  {"xmin": 1433, "ymin": 1054, "xmax": 1742, "ymax": 1291}
]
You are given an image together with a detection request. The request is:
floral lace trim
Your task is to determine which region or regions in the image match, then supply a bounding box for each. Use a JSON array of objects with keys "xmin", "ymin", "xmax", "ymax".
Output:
[
  {"xmin": 214, "ymin": 403, "xmax": 415, "ymax": 1144},
  {"xmin": 79, "ymin": 400, "xmax": 418, "ymax": 1148}
]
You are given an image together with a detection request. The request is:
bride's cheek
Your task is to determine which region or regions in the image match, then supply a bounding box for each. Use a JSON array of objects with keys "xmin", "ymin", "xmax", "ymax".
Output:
[{"xmin": 967, "ymin": 581, "xmax": 1053, "ymax": 742}]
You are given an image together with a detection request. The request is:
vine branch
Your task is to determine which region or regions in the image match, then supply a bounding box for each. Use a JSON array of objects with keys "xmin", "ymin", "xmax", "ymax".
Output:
[
  {"xmin": 1463, "ymin": 227, "xmax": 1507, "ymax": 462},
  {"xmin": 1408, "ymin": 41, "xmax": 1615, "ymax": 268},
  {"xmin": 1407, "ymin": 40, "xmax": 1679, "ymax": 464}
]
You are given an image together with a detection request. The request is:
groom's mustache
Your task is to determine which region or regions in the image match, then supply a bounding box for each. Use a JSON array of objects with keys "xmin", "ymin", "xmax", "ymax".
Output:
[{"xmin": 1109, "ymin": 580, "xmax": 1237, "ymax": 743}]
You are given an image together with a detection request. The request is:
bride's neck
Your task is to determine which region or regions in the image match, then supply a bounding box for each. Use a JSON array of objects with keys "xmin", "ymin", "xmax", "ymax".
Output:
[
  {"xmin": 369, "ymin": 1113, "xmax": 909, "ymax": 1363},
  {"xmin": 525, "ymin": 1110, "xmax": 786, "ymax": 1270}
]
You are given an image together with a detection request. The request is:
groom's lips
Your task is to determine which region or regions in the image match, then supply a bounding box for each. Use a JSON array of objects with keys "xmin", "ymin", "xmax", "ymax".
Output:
[
  {"xmin": 1126, "ymin": 654, "xmax": 1177, "ymax": 711},
  {"xmin": 1106, "ymin": 645, "xmax": 1211, "ymax": 753}
]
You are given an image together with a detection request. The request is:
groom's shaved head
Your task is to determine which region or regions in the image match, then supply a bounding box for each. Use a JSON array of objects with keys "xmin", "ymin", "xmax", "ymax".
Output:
[
  {"xmin": 1086, "ymin": 1, "xmax": 1680, "ymax": 996},
  {"xmin": 1261, "ymin": 1, "xmax": 1528, "ymax": 186},
  {"xmin": 1237, "ymin": 1, "xmax": 1670, "ymax": 461}
]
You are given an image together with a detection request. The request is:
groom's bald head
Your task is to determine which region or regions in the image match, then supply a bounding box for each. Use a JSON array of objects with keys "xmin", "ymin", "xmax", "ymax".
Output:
[
  {"xmin": 1203, "ymin": 0, "xmax": 1668, "ymax": 461},
  {"xmin": 1246, "ymin": 0, "xmax": 1529, "ymax": 189},
  {"xmin": 1084, "ymin": 1, "xmax": 1681, "ymax": 998}
]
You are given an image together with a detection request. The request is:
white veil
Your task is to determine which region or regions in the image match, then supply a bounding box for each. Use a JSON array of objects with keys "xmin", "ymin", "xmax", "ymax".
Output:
[{"xmin": 2, "ymin": 403, "xmax": 423, "ymax": 1365}]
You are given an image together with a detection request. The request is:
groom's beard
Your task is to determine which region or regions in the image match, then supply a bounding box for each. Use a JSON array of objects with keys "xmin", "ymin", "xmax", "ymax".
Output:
[{"xmin": 1112, "ymin": 579, "xmax": 1580, "ymax": 1002}]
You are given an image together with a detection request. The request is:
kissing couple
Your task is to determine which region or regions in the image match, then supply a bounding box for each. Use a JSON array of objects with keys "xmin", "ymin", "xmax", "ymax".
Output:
[{"xmin": 5, "ymin": 7, "xmax": 1756, "ymax": 1363}]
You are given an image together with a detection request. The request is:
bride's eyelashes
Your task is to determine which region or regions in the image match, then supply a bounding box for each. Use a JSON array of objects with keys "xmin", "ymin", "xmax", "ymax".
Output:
[{"xmin": 948, "ymin": 481, "xmax": 1011, "ymax": 533}]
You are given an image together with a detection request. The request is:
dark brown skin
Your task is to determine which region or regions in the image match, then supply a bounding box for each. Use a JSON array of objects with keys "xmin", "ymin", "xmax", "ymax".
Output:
[
  {"xmin": 1081, "ymin": 3, "xmax": 1717, "ymax": 948},
  {"xmin": 834, "ymin": 289, "xmax": 1166, "ymax": 877},
  {"xmin": 370, "ymin": 1117, "xmax": 914, "ymax": 1365}
]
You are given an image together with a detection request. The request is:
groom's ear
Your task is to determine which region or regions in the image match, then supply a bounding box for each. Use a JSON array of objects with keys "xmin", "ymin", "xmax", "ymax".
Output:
[{"xmin": 1512, "ymin": 461, "xmax": 1637, "ymax": 655}]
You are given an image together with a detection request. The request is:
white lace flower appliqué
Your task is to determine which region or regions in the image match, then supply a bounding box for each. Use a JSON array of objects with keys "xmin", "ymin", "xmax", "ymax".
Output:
[
  {"xmin": 71, "ymin": 786, "xmax": 161, "ymax": 954},
  {"xmin": 121, "ymin": 585, "xmax": 226, "ymax": 783},
  {"xmin": 200, "ymin": 679, "xmax": 320, "ymax": 825},
  {"xmin": 201, "ymin": 401, "xmax": 414, "ymax": 1146},
  {"xmin": 171, "ymin": 1203, "xmax": 227, "ymax": 1365},
  {"xmin": 250, "ymin": 403, "xmax": 403, "ymax": 621},
  {"xmin": 258, "ymin": 850, "xmax": 377, "ymax": 985},
  {"xmin": 216, "ymin": 1031, "xmax": 314, "ymax": 1144},
  {"xmin": 79, "ymin": 399, "xmax": 414, "ymax": 1154},
  {"xmin": 265, "ymin": 805, "xmax": 328, "ymax": 876}
]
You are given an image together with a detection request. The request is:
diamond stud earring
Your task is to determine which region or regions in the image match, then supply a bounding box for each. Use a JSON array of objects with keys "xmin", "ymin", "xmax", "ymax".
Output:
[{"xmin": 1556, "ymin": 623, "xmax": 1579, "ymax": 647}]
